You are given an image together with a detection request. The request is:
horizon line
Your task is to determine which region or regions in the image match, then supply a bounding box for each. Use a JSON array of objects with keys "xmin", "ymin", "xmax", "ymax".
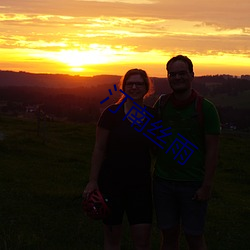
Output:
[{"xmin": 1, "ymin": 69, "xmax": 250, "ymax": 79}]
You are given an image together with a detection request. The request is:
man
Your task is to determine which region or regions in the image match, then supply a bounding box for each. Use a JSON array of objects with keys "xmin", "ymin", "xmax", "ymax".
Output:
[{"xmin": 153, "ymin": 55, "xmax": 220, "ymax": 250}]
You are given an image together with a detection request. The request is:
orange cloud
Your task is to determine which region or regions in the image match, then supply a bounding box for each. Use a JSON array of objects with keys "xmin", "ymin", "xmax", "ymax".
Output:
[{"xmin": 0, "ymin": 0, "xmax": 249, "ymax": 76}]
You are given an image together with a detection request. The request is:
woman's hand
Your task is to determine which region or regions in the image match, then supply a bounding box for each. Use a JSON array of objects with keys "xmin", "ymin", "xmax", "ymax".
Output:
[{"xmin": 83, "ymin": 180, "xmax": 99, "ymax": 198}]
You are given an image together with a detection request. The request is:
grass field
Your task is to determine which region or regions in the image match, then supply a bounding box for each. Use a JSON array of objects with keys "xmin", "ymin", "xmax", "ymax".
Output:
[{"xmin": 0, "ymin": 115, "xmax": 249, "ymax": 250}]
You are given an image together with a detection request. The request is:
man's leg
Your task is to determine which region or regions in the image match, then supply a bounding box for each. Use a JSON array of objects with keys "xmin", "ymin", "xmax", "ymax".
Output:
[
  {"xmin": 179, "ymin": 182, "xmax": 208, "ymax": 250},
  {"xmin": 185, "ymin": 234, "xmax": 207, "ymax": 250},
  {"xmin": 160, "ymin": 225, "xmax": 181, "ymax": 250},
  {"xmin": 153, "ymin": 178, "xmax": 181, "ymax": 250}
]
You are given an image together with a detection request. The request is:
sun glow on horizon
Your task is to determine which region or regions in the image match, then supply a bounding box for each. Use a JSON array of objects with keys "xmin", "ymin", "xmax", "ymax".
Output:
[
  {"xmin": 30, "ymin": 43, "xmax": 149, "ymax": 73},
  {"xmin": 1, "ymin": 44, "xmax": 250, "ymax": 77}
]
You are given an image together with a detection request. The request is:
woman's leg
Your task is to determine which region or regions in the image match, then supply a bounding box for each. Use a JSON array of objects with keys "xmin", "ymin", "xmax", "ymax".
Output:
[
  {"xmin": 130, "ymin": 223, "xmax": 152, "ymax": 250},
  {"xmin": 103, "ymin": 224, "xmax": 123, "ymax": 250}
]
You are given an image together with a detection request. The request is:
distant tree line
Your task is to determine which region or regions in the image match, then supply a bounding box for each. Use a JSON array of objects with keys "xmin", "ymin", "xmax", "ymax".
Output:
[{"xmin": 0, "ymin": 71, "xmax": 249, "ymax": 130}]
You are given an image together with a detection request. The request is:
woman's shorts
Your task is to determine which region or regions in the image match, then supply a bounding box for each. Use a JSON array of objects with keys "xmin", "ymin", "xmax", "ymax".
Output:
[{"xmin": 102, "ymin": 184, "xmax": 152, "ymax": 226}]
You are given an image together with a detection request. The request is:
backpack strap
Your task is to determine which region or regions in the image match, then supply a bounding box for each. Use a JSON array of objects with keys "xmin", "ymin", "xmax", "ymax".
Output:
[
  {"xmin": 156, "ymin": 92, "xmax": 204, "ymax": 128},
  {"xmin": 194, "ymin": 93, "xmax": 204, "ymax": 128},
  {"xmin": 155, "ymin": 93, "xmax": 171, "ymax": 118}
]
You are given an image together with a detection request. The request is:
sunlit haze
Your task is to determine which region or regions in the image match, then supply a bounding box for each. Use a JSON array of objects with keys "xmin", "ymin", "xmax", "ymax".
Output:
[{"xmin": 0, "ymin": 0, "xmax": 249, "ymax": 77}]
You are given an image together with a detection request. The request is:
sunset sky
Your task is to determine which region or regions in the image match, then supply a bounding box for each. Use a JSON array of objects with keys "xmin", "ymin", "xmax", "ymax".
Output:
[{"xmin": 0, "ymin": 0, "xmax": 249, "ymax": 77}]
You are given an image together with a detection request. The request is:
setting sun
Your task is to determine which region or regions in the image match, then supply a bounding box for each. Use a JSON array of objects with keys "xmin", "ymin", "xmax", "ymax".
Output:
[
  {"xmin": 38, "ymin": 45, "xmax": 134, "ymax": 73},
  {"xmin": 45, "ymin": 48, "xmax": 111, "ymax": 72}
]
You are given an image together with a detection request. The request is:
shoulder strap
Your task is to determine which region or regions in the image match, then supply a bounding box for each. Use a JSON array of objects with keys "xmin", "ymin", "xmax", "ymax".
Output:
[
  {"xmin": 195, "ymin": 94, "xmax": 204, "ymax": 127},
  {"xmin": 156, "ymin": 93, "xmax": 171, "ymax": 118},
  {"xmin": 156, "ymin": 92, "xmax": 204, "ymax": 127}
]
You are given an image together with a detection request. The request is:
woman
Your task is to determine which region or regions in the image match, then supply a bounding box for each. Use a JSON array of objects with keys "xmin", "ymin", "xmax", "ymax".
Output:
[{"xmin": 83, "ymin": 69, "xmax": 155, "ymax": 250}]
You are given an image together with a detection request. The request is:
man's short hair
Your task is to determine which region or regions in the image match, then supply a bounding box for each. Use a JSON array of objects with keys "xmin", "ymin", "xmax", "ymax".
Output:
[{"xmin": 166, "ymin": 55, "xmax": 194, "ymax": 74}]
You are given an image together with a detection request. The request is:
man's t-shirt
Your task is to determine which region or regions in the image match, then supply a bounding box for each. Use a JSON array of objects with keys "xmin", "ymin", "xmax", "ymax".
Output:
[{"xmin": 154, "ymin": 98, "xmax": 221, "ymax": 181}]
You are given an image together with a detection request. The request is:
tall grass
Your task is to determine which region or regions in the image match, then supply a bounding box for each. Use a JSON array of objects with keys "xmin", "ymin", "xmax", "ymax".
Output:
[{"xmin": 0, "ymin": 116, "xmax": 249, "ymax": 249}]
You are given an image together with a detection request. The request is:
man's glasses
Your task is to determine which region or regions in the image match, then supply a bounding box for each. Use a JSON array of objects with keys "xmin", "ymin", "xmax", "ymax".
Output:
[
  {"xmin": 125, "ymin": 82, "xmax": 145, "ymax": 88},
  {"xmin": 168, "ymin": 71, "xmax": 189, "ymax": 78}
]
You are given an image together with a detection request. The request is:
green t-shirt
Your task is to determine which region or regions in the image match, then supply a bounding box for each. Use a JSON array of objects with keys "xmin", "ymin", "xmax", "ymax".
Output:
[{"xmin": 154, "ymin": 97, "xmax": 221, "ymax": 181}]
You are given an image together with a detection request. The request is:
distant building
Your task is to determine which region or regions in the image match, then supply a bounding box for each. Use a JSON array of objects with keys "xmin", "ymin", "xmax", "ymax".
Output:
[
  {"xmin": 222, "ymin": 122, "xmax": 237, "ymax": 131},
  {"xmin": 0, "ymin": 131, "xmax": 5, "ymax": 141},
  {"xmin": 221, "ymin": 74, "xmax": 234, "ymax": 79},
  {"xmin": 25, "ymin": 105, "xmax": 38, "ymax": 113},
  {"xmin": 241, "ymin": 75, "xmax": 250, "ymax": 80}
]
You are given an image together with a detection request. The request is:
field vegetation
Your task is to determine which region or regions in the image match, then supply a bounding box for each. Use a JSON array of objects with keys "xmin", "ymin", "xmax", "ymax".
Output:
[{"xmin": 0, "ymin": 116, "xmax": 249, "ymax": 249}]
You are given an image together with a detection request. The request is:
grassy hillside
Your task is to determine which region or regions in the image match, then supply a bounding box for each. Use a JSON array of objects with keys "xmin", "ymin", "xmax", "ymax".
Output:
[
  {"xmin": 208, "ymin": 89, "xmax": 250, "ymax": 109},
  {"xmin": 0, "ymin": 116, "xmax": 249, "ymax": 249}
]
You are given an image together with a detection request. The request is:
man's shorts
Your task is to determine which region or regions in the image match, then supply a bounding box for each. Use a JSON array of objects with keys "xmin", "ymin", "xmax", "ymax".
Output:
[
  {"xmin": 102, "ymin": 184, "xmax": 152, "ymax": 226},
  {"xmin": 153, "ymin": 176, "xmax": 208, "ymax": 235}
]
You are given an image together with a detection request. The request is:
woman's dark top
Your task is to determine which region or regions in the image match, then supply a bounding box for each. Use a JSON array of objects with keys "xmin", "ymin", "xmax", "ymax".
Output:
[{"xmin": 98, "ymin": 103, "xmax": 156, "ymax": 190}]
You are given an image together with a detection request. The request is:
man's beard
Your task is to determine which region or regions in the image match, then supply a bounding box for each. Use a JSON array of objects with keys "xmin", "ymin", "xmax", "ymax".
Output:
[
  {"xmin": 170, "ymin": 81, "xmax": 191, "ymax": 93},
  {"xmin": 170, "ymin": 86, "xmax": 190, "ymax": 93}
]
